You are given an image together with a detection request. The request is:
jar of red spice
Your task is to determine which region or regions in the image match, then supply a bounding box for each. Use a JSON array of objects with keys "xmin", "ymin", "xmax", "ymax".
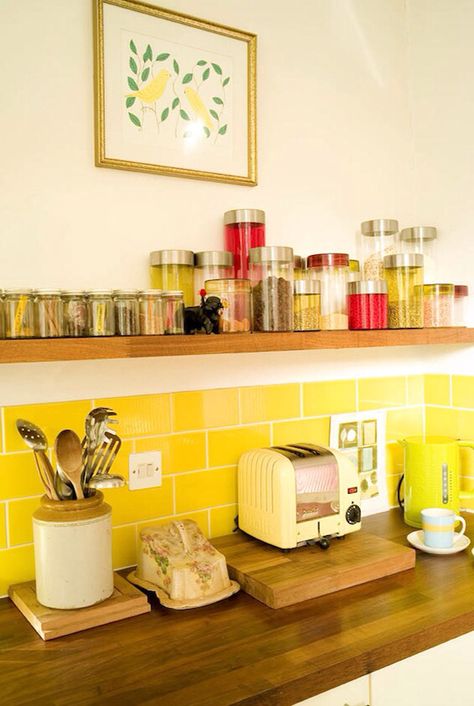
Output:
[
  {"xmin": 348, "ymin": 280, "xmax": 388, "ymax": 330},
  {"xmin": 224, "ymin": 209, "xmax": 265, "ymax": 279}
]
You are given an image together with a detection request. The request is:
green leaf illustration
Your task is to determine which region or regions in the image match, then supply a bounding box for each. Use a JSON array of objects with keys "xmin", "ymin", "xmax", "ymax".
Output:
[
  {"xmin": 209, "ymin": 109, "xmax": 219, "ymax": 120},
  {"xmin": 129, "ymin": 57, "xmax": 138, "ymax": 74},
  {"xmin": 211, "ymin": 63, "xmax": 222, "ymax": 75},
  {"xmin": 203, "ymin": 127, "xmax": 211, "ymax": 138},
  {"xmin": 173, "ymin": 59, "xmax": 180, "ymax": 74},
  {"xmin": 172, "ymin": 97, "xmax": 180, "ymax": 109},
  {"xmin": 161, "ymin": 107, "xmax": 169, "ymax": 122},
  {"xmin": 126, "ymin": 96, "xmax": 136, "ymax": 108},
  {"xmin": 156, "ymin": 52, "xmax": 170, "ymax": 61},
  {"xmin": 197, "ymin": 60, "xmax": 207, "ymax": 66},
  {"xmin": 218, "ymin": 124, "xmax": 228, "ymax": 135},
  {"xmin": 223, "ymin": 76, "xmax": 230, "ymax": 87},
  {"xmin": 202, "ymin": 68, "xmax": 210, "ymax": 81},
  {"xmin": 128, "ymin": 112, "xmax": 141, "ymax": 127},
  {"xmin": 128, "ymin": 76, "xmax": 139, "ymax": 91},
  {"xmin": 182, "ymin": 73, "xmax": 193, "ymax": 84},
  {"xmin": 141, "ymin": 67, "xmax": 150, "ymax": 82},
  {"xmin": 212, "ymin": 96, "xmax": 224, "ymax": 105},
  {"xmin": 180, "ymin": 109, "xmax": 190, "ymax": 120},
  {"xmin": 143, "ymin": 44, "xmax": 152, "ymax": 62},
  {"xmin": 130, "ymin": 40, "xmax": 137, "ymax": 55}
]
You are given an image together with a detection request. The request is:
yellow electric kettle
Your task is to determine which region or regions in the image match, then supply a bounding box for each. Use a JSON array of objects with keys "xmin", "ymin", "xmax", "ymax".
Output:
[{"xmin": 398, "ymin": 436, "xmax": 474, "ymax": 528}]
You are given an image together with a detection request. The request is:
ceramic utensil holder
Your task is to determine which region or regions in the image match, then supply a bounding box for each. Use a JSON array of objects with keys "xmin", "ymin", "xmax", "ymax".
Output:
[{"xmin": 33, "ymin": 491, "xmax": 113, "ymax": 609}]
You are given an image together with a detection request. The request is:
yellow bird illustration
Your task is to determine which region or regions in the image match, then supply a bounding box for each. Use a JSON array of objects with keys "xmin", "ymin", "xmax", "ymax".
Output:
[
  {"xmin": 184, "ymin": 87, "xmax": 213, "ymax": 131},
  {"xmin": 127, "ymin": 69, "xmax": 170, "ymax": 104}
]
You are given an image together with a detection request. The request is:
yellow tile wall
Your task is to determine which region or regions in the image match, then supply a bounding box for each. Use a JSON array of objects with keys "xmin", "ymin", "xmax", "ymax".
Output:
[{"xmin": 1, "ymin": 374, "xmax": 471, "ymax": 596}]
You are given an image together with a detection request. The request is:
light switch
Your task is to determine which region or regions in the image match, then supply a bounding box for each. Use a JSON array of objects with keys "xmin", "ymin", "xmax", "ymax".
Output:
[{"xmin": 129, "ymin": 452, "xmax": 162, "ymax": 489}]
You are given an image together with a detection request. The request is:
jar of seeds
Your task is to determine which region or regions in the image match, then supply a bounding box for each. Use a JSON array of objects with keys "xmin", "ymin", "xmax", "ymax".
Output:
[
  {"xmin": 383, "ymin": 254, "xmax": 424, "ymax": 328},
  {"xmin": 35, "ymin": 290, "xmax": 64, "ymax": 338},
  {"xmin": 423, "ymin": 284, "xmax": 454, "ymax": 328},
  {"xmin": 139, "ymin": 290, "xmax": 164, "ymax": 335},
  {"xmin": 87, "ymin": 291, "xmax": 115, "ymax": 336},
  {"xmin": 293, "ymin": 280, "xmax": 320, "ymax": 331},
  {"xmin": 360, "ymin": 219, "xmax": 399, "ymax": 280},
  {"xmin": 62, "ymin": 291, "xmax": 88, "ymax": 337},
  {"xmin": 113, "ymin": 290, "xmax": 139, "ymax": 336},
  {"xmin": 249, "ymin": 246, "xmax": 294, "ymax": 332},
  {"xmin": 4, "ymin": 289, "xmax": 34, "ymax": 338}
]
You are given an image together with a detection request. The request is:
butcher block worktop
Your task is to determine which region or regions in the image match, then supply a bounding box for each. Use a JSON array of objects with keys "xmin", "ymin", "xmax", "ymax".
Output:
[{"xmin": 2, "ymin": 509, "xmax": 474, "ymax": 706}]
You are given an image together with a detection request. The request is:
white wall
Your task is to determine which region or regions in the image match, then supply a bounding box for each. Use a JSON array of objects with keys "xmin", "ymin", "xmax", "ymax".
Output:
[{"xmin": 0, "ymin": 0, "xmax": 472, "ymax": 405}]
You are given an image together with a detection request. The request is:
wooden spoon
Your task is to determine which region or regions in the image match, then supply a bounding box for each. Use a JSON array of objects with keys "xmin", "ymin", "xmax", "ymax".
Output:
[{"xmin": 55, "ymin": 430, "xmax": 84, "ymax": 500}]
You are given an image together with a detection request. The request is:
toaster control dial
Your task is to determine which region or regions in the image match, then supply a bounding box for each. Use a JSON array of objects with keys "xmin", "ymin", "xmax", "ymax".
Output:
[{"xmin": 346, "ymin": 504, "xmax": 361, "ymax": 525}]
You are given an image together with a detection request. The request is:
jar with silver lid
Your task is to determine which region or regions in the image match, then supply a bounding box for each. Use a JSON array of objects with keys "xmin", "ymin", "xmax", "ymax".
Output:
[
  {"xmin": 383, "ymin": 253, "xmax": 424, "ymax": 329},
  {"xmin": 293, "ymin": 280, "xmax": 320, "ymax": 331},
  {"xmin": 249, "ymin": 246, "xmax": 294, "ymax": 332},
  {"xmin": 113, "ymin": 290, "xmax": 140, "ymax": 336},
  {"xmin": 162, "ymin": 291, "xmax": 184, "ymax": 334},
  {"xmin": 62, "ymin": 291, "xmax": 88, "ymax": 337},
  {"xmin": 4, "ymin": 289, "xmax": 34, "ymax": 338},
  {"xmin": 194, "ymin": 251, "xmax": 233, "ymax": 305},
  {"xmin": 139, "ymin": 290, "xmax": 164, "ymax": 335},
  {"xmin": 224, "ymin": 209, "xmax": 266, "ymax": 279},
  {"xmin": 360, "ymin": 219, "xmax": 399, "ymax": 280},
  {"xmin": 348, "ymin": 280, "xmax": 388, "ymax": 330},
  {"xmin": 150, "ymin": 250, "xmax": 194, "ymax": 307},
  {"xmin": 87, "ymin": 291, "xmax": 115, "ymax": 336},
  {"xmin": 35, "ymin": 290, "xmax": 64, "ymax": 338},
  {"xmin": 400, "ymin": 226, "xmax": 438, "ymax": 282}
]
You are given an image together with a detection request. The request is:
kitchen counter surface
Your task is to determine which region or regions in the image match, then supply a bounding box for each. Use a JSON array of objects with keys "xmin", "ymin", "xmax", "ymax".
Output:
[{"xmin": 1, "ymin": 509, "xmax": 474, "ymax": 706}]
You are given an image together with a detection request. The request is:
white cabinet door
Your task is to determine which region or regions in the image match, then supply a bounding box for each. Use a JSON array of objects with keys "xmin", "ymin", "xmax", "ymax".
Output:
[
  {"xmin": 371, "ymin": 631, "xmax": 474, "ymax": 706},
  {"xmin": 294, "ymin": 675, "xmax": 369, "ymax": 705}
]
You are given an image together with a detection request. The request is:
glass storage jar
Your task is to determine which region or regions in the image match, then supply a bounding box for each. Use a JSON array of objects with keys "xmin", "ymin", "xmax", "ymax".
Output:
[
  {"xmin": 35, "ymin": 290, "xmax": 64, "ymax": 338},
  {"xmin": 150, "ymin": 250, "xmax": 194, "ymax": 307},
  {"xmin": 454, "ymin": 285, "xmax": 469, "ymax": 327},
  {"xmin": 360, "ymin": 219, "xmax": 398, "ymax": 280},
  {"xmin": 162, "ymin": 291, "xmax": 184, "ymax": 334},
  {"xmin": 62, "ymin": 291, "xmax": 88, "ymax": 337},
  {"xmin": 383, "ymin": 254, "xmax": 424, "ymax": 329},
  {"xmin": 294, "ymin": 255, "xmax": 306, "ymax": 281},
  {"xmin": 224, "ymin": 209, "xmax": 265, "ymax": 279},
  {"xmin": 400, "ymin": 226, "xmax": 438, "ymax": 282},
  {"xmin": 139, "ymin": 290, "xmax": 164, "ymax": 335},
  {"xmin": 249, "ymin": 246, "xmax": 294, "ymax": 332},
  {"xmin": 293, "ymin": 280, "xmax": 320, "ymax": 331},
  {"xmin": 0, "ymin": 291, "xmax": 5, "ymax": 339},
  {"xmin": 87, "ymin": 291, "xmax": 115, "ymax": 336},
  {"xmin": 423, "ymin": 284, "xmax": 454, "ymax": 328},
  {"xmin": 113, "ymin": 290, "xmax": 140, "ymax": 336},
  {"xmin": 348, "ymin": 281, "xmax": 388, "ymax": 330},
  {"xmin": 306, "ymin": 253, "xmax": 349, "ymax": 330},
  {"xmin": 205, "ymin": 278, "xmax": 251, "ymax": 333},
  {"xmin": 194, "ymin": 251, "xmax": 233, "ymax": 305},
  {"xmin": 4, "ymin": 289, "xmax": 34, "ymax": 338}
]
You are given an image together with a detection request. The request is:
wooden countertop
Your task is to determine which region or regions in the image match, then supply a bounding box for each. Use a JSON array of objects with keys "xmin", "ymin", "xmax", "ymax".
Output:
[{"xmin": 1, "ymin": 509, "xmax": 474, "ymax": 706}]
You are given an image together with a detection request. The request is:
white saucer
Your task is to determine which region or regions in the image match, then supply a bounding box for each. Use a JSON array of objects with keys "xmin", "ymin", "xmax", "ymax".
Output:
[{"xmin": 407, "ymin": 530, "xmax": 470, "ymax": 555}]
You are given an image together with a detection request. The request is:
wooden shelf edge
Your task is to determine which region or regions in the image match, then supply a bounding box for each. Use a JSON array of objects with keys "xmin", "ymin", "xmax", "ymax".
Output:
[{"xmin": 0, "ymin": 328, "xmax": 473, "ymax": 364}]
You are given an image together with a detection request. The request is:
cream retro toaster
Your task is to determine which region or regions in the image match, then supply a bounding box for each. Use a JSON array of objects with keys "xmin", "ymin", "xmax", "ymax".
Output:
[{"xmin": 238, "ymin": 443, "xmax": 361, "ymax": 549}]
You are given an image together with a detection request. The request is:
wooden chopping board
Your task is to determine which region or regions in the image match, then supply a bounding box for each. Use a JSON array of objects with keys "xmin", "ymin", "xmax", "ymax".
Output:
[{"xmin": 213, "ymin": 530, "xmax": 415, "ymax": 609}]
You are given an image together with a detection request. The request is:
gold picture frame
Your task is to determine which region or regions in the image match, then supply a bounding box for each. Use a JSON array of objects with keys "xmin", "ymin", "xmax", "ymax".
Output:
[{"xmin": 93, "ymin": 0, "xmax": 257, "ymax": 185}]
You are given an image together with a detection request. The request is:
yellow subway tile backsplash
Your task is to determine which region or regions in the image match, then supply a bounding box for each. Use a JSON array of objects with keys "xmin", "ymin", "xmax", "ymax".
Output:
[
  {"xmin": 172, "ymin": 388, "xmax": 239, "ymax": 431},
  {"xmin": 0, "ymin": 453, "xmax": 44, "ymax": 501},
  {"xmin": 208, "ymin": 425, "xmax": 271, "ymax": 467},
  {"xmin": 240, "ymin": 384, "xmax": 300, "ymax": 424},
  {"xmin": 425, "ymin": 406, "xmax": 469, "ymax": 438},
  {"xmin": 137, "ymin": 510, "xmax": 209, "ymax": 538},
  {"xmin": 460, "ymin": 446, "xmax": 474, "ymax": 476},
  {"xmin": 210, "ymin": 505, "xmax": 237, "ymax": 537},
  {"xmin": 0, "ymin": 544, "xmax": 35, "ymax": 596},
  {"xmin": 112, "ymin": 525, "xmax": 137, "ymax": 568},
  {"xmin": 4, "ymin": 400, "xmax": 91, "ymax": 453},
  {"xmin": 303, "ymin": 380, "xmax": 356, "ymax": 416},
  {"xmin": 95, "ymin": 394, "xmax": 171, "ymax": 438},
  {"xmin": 386, "ymin": 407, "xmax": 423, "ymax": 440},
  {"xmin": 273, "ymin": 417, "xmax": 330, "ymax": 447},
  {"xmin": 175, "ymin": 467, "xmax": 237, "ymax": 514},
  {"xmin": 424, "ymin": 374, "xmax": 450, "ymax": 406},
  {"xmin": 386, "ymin": 442, "xmax": 404, "ymax": 476},
  {"xmin": 452, "ymin": 376, "xmax": 474, "ymax": 409},
  {"xmin": 407, "ymin": 376, "xmax": 424, "ymax": 405},
  {"xmin": 358, "ymin": 377, "xmax": 406, "ymax": 410},
  {"xmin": 0, "ymin": 504, "xmax": 6, "ymax": 548},
  {"xmin": 103, "ymin": 478, "xmax": 173, "ymax": 526},
  {"xmin": 8, "ymin": 497, "xmax": 39, "ymax": 546},
  {"xmin": 135, "ymin": 432, "xmax": 206, "ymax": 473}
]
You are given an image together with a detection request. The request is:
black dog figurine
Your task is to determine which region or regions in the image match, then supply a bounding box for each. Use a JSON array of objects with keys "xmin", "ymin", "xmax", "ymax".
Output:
[{"xmin": 184, "ymin": 290, "xmax": 223, "ymax": 335}]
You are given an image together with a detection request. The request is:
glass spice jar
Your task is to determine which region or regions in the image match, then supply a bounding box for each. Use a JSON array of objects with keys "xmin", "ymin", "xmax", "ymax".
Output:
[
  {"xmin": 249, "ymin": 246, "xmax": 294, "ymax": 332},
  {"xmin": 454, "ymin": 285, "xmax": 469, "ymax": 327},
  {"xmin": 194, "ymin": 251, "xmax": 233, "ymax": 305},
  {"xmin": 35, "ymin": 290, "xmax": 64, "ymax": 338},
  {"xmin": 149, "ymin": 250, "xmax": 194, "ymax": 307},
  {"xmin": 224, "ymin": 209, "xmax": 265, "ymax": 279},
  {"xmin": 293, "ymin": 280, "xmax": 320, "ymax": 331},
  {"xmin": 306, "ymin": 253, "xmax": 349, "ymax": 330},
  {"xmin": 139, "ymin": 290, "xmax": 164, "ymax": 335},
  {"xmin": 4, "ymin": 289, "xmax": 34, "ymax": 338},
  {"xmin": 400, "ymin": 226, "xmax": 438, "ymax": 283},
  {"xmin": 423, "ymin": 284, "xmax": 454, "ymax": 328},
  {"xmin": 360, "ymin": 219, "xmax": 399, "ymax": 281},
  {"xmin": 383, "ymin": 254, "xmax": 424, "ymax": 329},
  {"xmin": 294, "ymin": 255, "xmax": 306, "ymax": 281},
  {"xmin": 87, "ymin": 291, "xmax": 115, "ymax": 336},
  {"xmin": 205, "ymin": 278, "xmax": 251, "ymax": 333},
  {"xmin": 348, "ymin": 281, "xmax": 388, "ymax": 330},
  {"xmin": 62, "ymin": 291, "xmax": 88, "ymax": 337},
  {"xmin": 113, "ymin": 290, "xmax": 140, "ymax": 336},
  {"xmin": 0, "ymin": 291, "xmax": 4, "ymax": 339},
  {"xmin": 162, "ymin": 291, "xmax": 184, "ymax": 334}
]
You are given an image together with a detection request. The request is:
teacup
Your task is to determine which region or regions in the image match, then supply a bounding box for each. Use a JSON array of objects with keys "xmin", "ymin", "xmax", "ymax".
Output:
[{"xmin": 421, "ymin": 508, "xmax": 466, "ymax": 549}]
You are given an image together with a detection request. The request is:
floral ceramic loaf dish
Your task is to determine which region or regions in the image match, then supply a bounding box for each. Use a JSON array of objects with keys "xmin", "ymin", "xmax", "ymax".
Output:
[{"xmin": 128, "ymin": 520, "xmax": 239, "ymax": 609}]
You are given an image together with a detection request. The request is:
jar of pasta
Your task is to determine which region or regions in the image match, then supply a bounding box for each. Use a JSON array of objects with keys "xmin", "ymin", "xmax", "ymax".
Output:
[
  {"xmin": 87, "ymin": 291, "xmax": 115, "ymax": 336},
  {"xmin": 113, "ymin": 290, "xmax": 140, "ymax": 336},
  {"xmin": 4, "ymin": 289, "xmax": 34, "ymax": 338},
  {"xmin": 35, "ymin": 290, "xmax": 64, "ymax": 338},
  {"xmin": 139, "ymin": 290, "xmax": 164, "ymax": 335},
  {"xmin": 383, "ymin": 254, "xmax": 424, "ymax": 328}
]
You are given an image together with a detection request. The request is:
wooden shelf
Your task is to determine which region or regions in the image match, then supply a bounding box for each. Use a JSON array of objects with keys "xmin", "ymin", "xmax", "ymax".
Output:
[{"xmin": 0, "ymin": 328, "xmax": 473, "ymax": 364}]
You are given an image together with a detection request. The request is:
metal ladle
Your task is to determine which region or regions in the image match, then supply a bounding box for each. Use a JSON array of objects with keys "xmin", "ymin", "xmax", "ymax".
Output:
[{"xmin": 87, "ymin": 473, "xmax": 126, "ymax": 490}]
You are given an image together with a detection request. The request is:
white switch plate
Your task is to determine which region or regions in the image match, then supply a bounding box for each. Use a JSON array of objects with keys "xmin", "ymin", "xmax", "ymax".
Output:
[{"xmin": 129, "ymin": 451, "xmax": 162, "ymax": 490}]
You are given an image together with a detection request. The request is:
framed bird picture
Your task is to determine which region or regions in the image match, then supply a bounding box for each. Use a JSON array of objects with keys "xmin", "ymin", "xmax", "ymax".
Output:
[{"xmin": 93, "ymin": 0, "xmax": 257, "ymax": 185}]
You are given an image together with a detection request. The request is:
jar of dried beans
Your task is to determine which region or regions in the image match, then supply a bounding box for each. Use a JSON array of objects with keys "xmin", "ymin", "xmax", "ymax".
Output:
[
  {"xmin": 205, "ymin": 278, "xmax": 251, "ymax": 333},
  {"xmin": 348, "ymin": 281, "xmax": 388, "ymax": 330},
  {"xmin": 383, "ymin": 254, "xmax": 424, "ymax": 329},
  {"xmin": 249, "ymin": 246, "xmax": 294, "ymax": 332},
  {"xmin": 114, "ymin": 290, "xmax": 140, "ymax": 336},
  {"xmin": 423, "ymin": 284, "xmax": 454, "ymax": 328},
  {"xmin": 35, "ymin": 290, "xmax": 64, "ymax": 338},
  {"xmin": 400, "ymin": 226, "xmax": 438, "ymax": 283},
  {"xmin": 293, "ymin": 280, "xmax": 320, "ymax": 331},
  {"xmin": 194, "ymin": 251, "xmax": 233, "ymax": 305},
  {"xmin": 62, "ymin": 291, "xmax": 88, "ymax": 337},
  {"xmin": 224, "ymin": 209, "xmax": 265, "ymax": 279},
  {"xmin": 454, "ymin": 285, "xmax": 469, "ymax": 327},
  {"xmin": 360, "ymin": 219, "xmax": 398, "ymax": 281},
  {"xmin": 306, "ymin": 253, "xmax": 349, "ymax": 330}
]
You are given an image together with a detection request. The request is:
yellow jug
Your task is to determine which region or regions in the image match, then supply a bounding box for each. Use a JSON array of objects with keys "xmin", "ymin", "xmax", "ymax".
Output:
[{"xmin": 398, "ymin": 436, "xmax": 474, "ymax": 528}]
